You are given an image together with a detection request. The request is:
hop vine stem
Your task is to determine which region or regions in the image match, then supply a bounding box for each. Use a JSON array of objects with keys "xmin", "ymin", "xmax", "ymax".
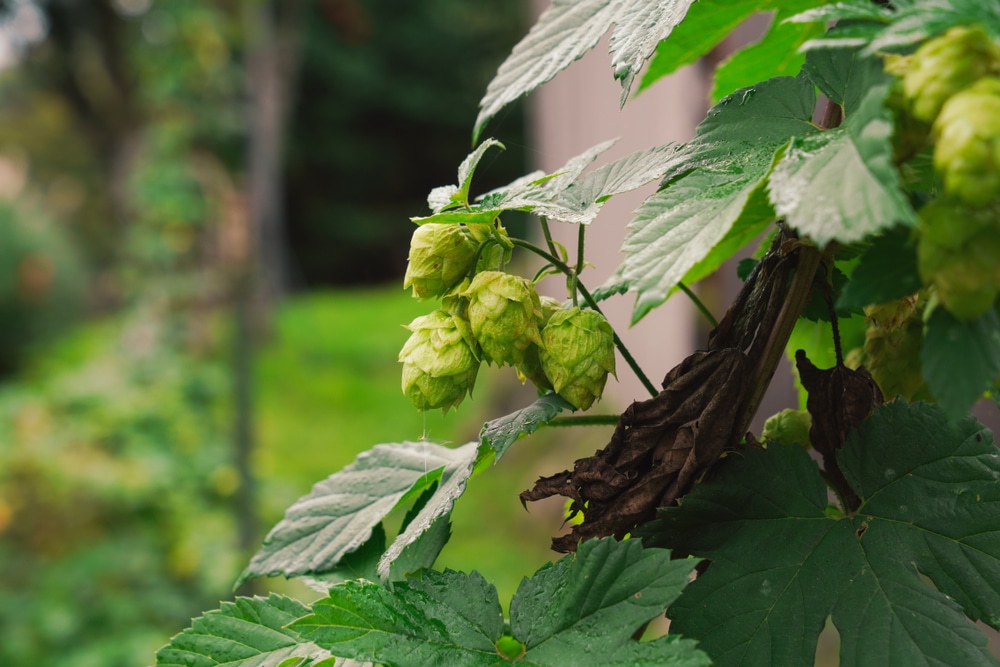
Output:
[{"xmin": 511, "ymin": 238, "xmax": 659, "ymax": 397}]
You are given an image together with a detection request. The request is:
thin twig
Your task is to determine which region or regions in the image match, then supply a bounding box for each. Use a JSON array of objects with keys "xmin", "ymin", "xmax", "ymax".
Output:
[{"xmin": 678, "ymin": 282, "xmax": 718, "ymax": 328}]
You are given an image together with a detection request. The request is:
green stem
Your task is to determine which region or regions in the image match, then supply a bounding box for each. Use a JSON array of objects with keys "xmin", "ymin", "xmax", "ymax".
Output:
[
  {"xmin": 678, "ymin": 282, "xmax": 718, "ymax": 328},
  {"xmin": 571, "ymin": 225, "xmax": 586, "ymax": 308},
  {"xmin": 548, "ymin": 415, "xmax": 620, "ymax": 427},
  {"xmin": 539, "ymin": 216, "xmax": 559, "ymax": 258},
  {"xmin": 511, "ymin": 238, "xmax": 659, "ymax": 397}
]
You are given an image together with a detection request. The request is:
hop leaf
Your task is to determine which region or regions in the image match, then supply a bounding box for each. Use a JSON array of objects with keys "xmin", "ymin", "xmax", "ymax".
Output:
[
  {"xmin": 399, "ymin": 310, "xmax": 480, "ymax": 412},
  {"xmin": 918, "ymin": 199, "xmax": 1000, "ymax": 321},
  {"xmin": 465, "ymin": 271, "xmax": 543, "ymax": 367},
  {"xmin": 403, "ymin": 223, "xmax": 486, "ymax": 299},
  {"xmin": 933, "ymin": 77, "xmax": 1000, "ymax": 206},
  {"xmin": 539, "ymin": 308, "xmax": 616, "ymax": 410},
  {"xmin": 516, "ymin": 295, "xmax": 564, "ymax": 391},
  {"xmin": 902, "ymin": 25, "xmax": 1000, "ymax": 123}
]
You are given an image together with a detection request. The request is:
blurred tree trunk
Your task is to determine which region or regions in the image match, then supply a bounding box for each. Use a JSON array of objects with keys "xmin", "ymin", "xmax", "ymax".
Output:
[{"xmin": 233, "ymin": 0, "xmax": 304, "ymax": 592}]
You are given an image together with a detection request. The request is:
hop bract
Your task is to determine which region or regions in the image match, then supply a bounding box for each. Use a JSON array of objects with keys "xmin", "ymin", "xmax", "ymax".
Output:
[
  {"xmin": 933, "ymin": 77, "xmax": 1000, "ymax": 206},
  {"xmin": 399, "ymin": 310, "xmax": 480, "ymax": 412},
  {"xmin": 517, "ymin": 295, "xmax": 564, "ymax": 391},
  {"xmin": 918, "ymin": 199, "xmax": 1000, "ymax": 321},
  {"xmin": 903, "ymin": 25, "xmax": 1000, "ymax": 123},
  {"xmin": 465, "ymin": 271, "xmax": 543, "ymax": 367},
  {"xmin": 403, "ymin": 223, "xmax": 484, "ymax": 299},
  {"xmin": 539, "ymin": 308, "xmax": 616, "ymax": 410}
]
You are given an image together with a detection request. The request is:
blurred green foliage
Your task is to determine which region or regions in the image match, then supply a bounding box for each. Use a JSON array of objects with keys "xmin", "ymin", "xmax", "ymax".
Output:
[
  {"xmin": 285, "ymin": 0, "xmax": 529, "ymax": 285},
  {"xmin": 0, "ymin": 310, "xmax": 237, "ymax": 667},
  {"xmin": 0, "ymin": 287, "xmax": 584, "ymax": 665},
  {"xmin": 0, "ymin": 200, "xmax": 86, "ymax": 375}
]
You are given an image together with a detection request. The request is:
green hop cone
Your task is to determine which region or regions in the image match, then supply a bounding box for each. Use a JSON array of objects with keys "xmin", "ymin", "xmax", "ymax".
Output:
[
  {"xmin": 903, "ymin": 25, "xmax": 1000, "ymax": 123},
  {"xmin": 399, "ymin": 310, "xmax": 480, "ymax": 412},
  {"xmin": 863, "ymin": 302, "xmax": 929, "ymax": 401},
  {"xmin": 761, "ymin": 409, "xmax": 812, "ymax": 449},
  {"xmin": 538, "ymin": 308, "xmax": 616, "ymax": 410},
  {"xmin": 403, "ymin": 223, "xmax": 486, "ymax": 299},
  {"xmin": 918, "ymin": 199, "xmax": 1000, "ymax": 320},
  {"xmin": 465, "ymin": 271, "xmax": 543, "ymax": 366},
  {"xmin": 517, "ymin": 296, "xmax": 564, "ymax": 392},
  {"xmin": 933, "ymin": 77, "xmax": 1000, "ymax": 206}
]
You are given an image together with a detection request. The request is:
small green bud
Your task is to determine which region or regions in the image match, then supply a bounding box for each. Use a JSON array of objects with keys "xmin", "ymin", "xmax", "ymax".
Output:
[
  {"xmin": 539, "ymin": 308, "xmax": 616, "ymax": 410},
  {"xmin": 933, "ymin": 77, "xmax": 1000, "ymax": 206},
  {"xmin": 903, "ymin": 26, "xmax": 1000, "ymax": 123},
  {"xmin": 399, "ymin": 310, "xmax": 480, "ymax": 412},
  {"xmin": 403, "ymin": 224, "xmax": 484, "ymax": 299},
  {"xmin": 761, "ymin": 409, "xmax": 812, "ymax": 449},
  {"xmin": 516, "ymin": 296, "xmax": 565, "ymax": 391},
  {"xmin": 465, "ymin": 271, "xmax": 544, "ymax": 366}
]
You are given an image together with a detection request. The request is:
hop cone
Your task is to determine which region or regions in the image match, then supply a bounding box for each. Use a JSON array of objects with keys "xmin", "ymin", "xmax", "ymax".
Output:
[
  {"xmin": 863, "ymin": 300, "xmax": 929, "ymax": 401},
  {"xmin": 918, "ymin": 199, "xmax": 1000, "ymax": 320},
  {"xmin": 933, "ymin": 77, "xmax": 1000, "ymax": 206},
  {"xmin": 761, "ymin": 409, "xmax": 812, "ymax": 449},
  {"xmin": 517, "ymin": 295, "xmax": 564, "ymax": 392},
  {"xmin": 539, "ymin": 308, "xmax": 616, "ymax": 410},
  {"xmin": 403, "ymin": 223, "xmax": 484, "ymax": 299},
  {"xmin": 399, "ymin": 310, "xmax": 480, "ymax": 412},
  {"xmin": 465, "ymin": 271, "xmax": 543, "ymax": 366},
  {"xmin": 903, "ymin": 25, "xmax": 1000, "ymax": 123}
]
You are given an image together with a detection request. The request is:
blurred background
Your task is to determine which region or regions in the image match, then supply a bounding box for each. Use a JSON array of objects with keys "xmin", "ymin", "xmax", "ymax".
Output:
[{"xmin": 8, "ymin": 1, "xmax": 988, "ymax": 665}]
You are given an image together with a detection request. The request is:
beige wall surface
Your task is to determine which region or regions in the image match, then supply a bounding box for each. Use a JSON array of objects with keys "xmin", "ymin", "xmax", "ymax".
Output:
[{"xmin": 527, "ymin": 27, "xmax": 707, "ymax": 406}]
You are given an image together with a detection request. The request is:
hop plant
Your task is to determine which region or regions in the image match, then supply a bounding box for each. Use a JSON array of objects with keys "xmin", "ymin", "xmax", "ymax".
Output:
[
  {"xmin": 918, "ymin": 199, "xmax": 1000, "ymax": 320},
  {"xmin": 539, "ymin": 308, "xmax": 616, "ymax": 410},
  {"xmin": 516, "ymin": 295, "xmax": 564, "ymax": 392},
  {"xmin": 403, "ymin": 223, "xmax": 487, "ymax": 299},
  {"xmin": 465, "ymin": 271, "xmax": 544, "ymax": 367},
  {"xmin": 862, "ymin": 298, "xmax": 930, "ymax": 401},
  {"xmin": 399, "ymin": 310, "xmax": 480, "ymax": 412},
  {"xmin": 933, "ymin": 77, "xmax": 1000, "ymax": 206},
  {"xmin": 902, "ymin": 25, "xmax": 1000, "ymax": 123}
]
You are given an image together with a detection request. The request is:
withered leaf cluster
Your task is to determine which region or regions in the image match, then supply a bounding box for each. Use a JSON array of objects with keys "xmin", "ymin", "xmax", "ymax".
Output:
[{"xmin": 522, "ymin": 234, "xmax": 798, "ymax": 552}]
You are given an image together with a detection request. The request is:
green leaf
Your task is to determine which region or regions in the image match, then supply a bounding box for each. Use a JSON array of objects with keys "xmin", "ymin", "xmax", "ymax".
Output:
[
  {"xmin": 710, "ymin": 2, "xmax": 826, "ymax": 104},
  {"xmin": 611, "ymin": 74, "xmax": 817, "ymax": 322},
  {"xmin": 238, "ymin": 441, "xmax": 480, "ymax": 587},
  {"xmin": 785, "ymin": 0, "xmax": 893, "ymax": 27},
  {"xmin": 922, "ymin": 306, "xmax": 1000, "ymax": 417},
  {"xmin": 474, "ymin": 0, "xmax": 697, "ymax": 141},
  {"xmin": 606, "ymin": 0, "xmax": 698, "ymax": 106},
  {"xmin": 480, "ymin": 393, "xmax": 575, "ymax": 461},
  {"xmin": 293, "ymin": 539, "xmax": 711, "ymax": 667},
  {"xmin": 837, "ymin": 226, "xmax": 921, "ymax": 310},
  {"xmin": 768, "ymin": 79, "xmax": 916, "ymax": 246},
  {"xmin": 640, "ymin": 0, "xmax": 764, "ymax": 92},
  {"xmin": 456, "ymin": 139, "xmax": 505, "ymax": 210},
  {"xmin": 294, "ymin": 571, "xmax": 505, "ymax": 667},
  {"xmin": 509, "ymin": 538, "xmax": 708, "ymax": 666},
  {"xmin": 643, "ymin": 402, "xmax": 1000, "ymax": 666},
  {"xmin": 155, "ymin": 594, "xmax": 338, "ymax": 667},
  {"xmin": 867, "ymin": 0, "xmax": 1000, "ymax": 52},
  {"xmin": 802, "ymin": 40, "xmax": 886, "ymax": 116},
  {"xmin": 551, "ymin": 144, "xmax": 677, "ymax": 224}
]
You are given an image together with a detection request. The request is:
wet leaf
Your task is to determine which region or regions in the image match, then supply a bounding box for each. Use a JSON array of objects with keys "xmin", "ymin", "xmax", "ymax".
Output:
[
  {"xmin": 293, "ymin": 539, "xmax": 710, "ymax": 667},
  {"xmin": 480, "ymin": 393, "xmax": 574, "ymax": 461},
  {"xmin": 643, "ymin": 402, "xmax": 1000, "ymax": 666},
  {"xmin": 611, "ymin": 74, "xmax": 817, "ymax": 322},
  {"xmin": 474, "ymin": 0, "xmax": 698, "ymax": 141},
  {"xmin": 154, "ymin": 594, "xmax": 344, "ymax": 667},
  {"xmin": 238, "ymin": 441, "xmax": 479, "ymax": 587}
]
